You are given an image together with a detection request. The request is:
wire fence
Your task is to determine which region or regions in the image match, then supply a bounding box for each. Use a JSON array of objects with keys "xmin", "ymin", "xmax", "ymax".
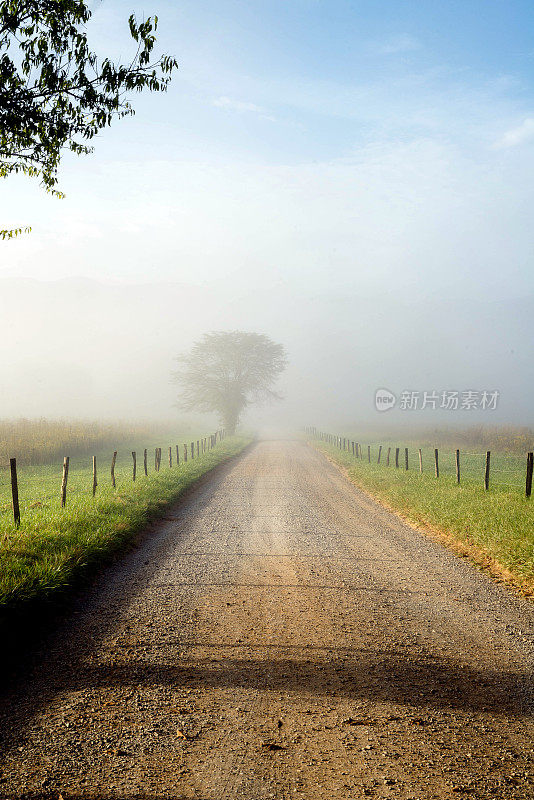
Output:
[
  {"xmin": 1, "ymin": 430, "xmax": 227, "ymax": 527},
  {"xmin": 305, "ymin": 427, "xmax": 534, "ymax": 497}
]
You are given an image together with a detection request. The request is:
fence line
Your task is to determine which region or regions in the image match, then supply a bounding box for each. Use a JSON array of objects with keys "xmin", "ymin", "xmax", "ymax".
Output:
[
  {"xmin": 304, "ymin": 426, "xmax": 533, "ymax": 498},
  {"xmin": 5, "ymin": 429, "xmax": 226, "ymax": 527}
]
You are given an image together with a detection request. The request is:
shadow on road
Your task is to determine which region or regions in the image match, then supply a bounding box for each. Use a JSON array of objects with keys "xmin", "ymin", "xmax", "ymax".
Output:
[{"xmin": 69, "ymin": 648, "xmax": 528, "ymax": 717}]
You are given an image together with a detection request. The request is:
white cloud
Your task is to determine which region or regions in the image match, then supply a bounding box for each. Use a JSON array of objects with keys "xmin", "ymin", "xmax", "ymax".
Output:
[
  {"xmin": 372, "ymin": 34, "xmax": 421, "ymax": 55},
  {"xmin": 213, "ymin": 96, "xmax": 276, "ymax": 121},
  {"xmin": 494, "ymin": 117, "xmax": 534, "ymax": 149}
]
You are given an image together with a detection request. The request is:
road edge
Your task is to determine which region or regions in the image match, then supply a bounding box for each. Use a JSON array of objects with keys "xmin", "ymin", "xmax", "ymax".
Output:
[
  {"xmin": 0, "ymin": 438, "xmax": 257, "ymax": 653},
  {"xmin": 309, "ymin": 441, "xmax": 534, "ymax": 601}
]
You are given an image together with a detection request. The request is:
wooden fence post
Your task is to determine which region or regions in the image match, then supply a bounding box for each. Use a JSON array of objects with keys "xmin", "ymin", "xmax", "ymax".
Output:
[
  {"xmin": 132, "ymin": 451, "xmax": 136, "ymax": 481},
  {"xmin": 197, "ymin": 440, "xmax": 200, "ymax": 457},
  {"xmin": 395, "ymin": 447, "xmax": 399, "ymax": 468},
  {"xmin": 92, "ymin": 456, "xmax": 97, "ymax": 496},
  {"xmin": 60, "ymin": 456, "xmax": 69, "ymax": 507},
  {"xmin": 526, "ymin": 452, "xmax": 533, "ymax": 498},
  {"xmin": 176, "ymin": 444, "xmax": 180, "ymax": 465},
  {"xmin": 405, "ymin": 448, "xmax": 409, "ymax": 470},
  {"xmin": 367, "ymin": 445, "xmax": 371, "ymax": 463},
  {"xmin": 352, "ymin": 441, "xmax": 355, "ymax": 456},
  {"xmin": 144, "ymin": 448, "xmax": 148, "ymax": 476},
  {"xmin": 191, "ymin": 442, "xmax": 194, "ymax": 459},
  {"xmin": 377, "ymin": 445, "xmax": 382, "ymax": 464},
  {"xmin": 418, "ymin": 448, "xmax": 423, "ymax": 473},
  {"xmin": 434, "ymin": 448, "xmax": 439, "ymax": 478},
  {"xmin": 169, "ymin": 446, "xmax": 172, "ymax": 468},
  {"xmin": 111, "ymin": 451, "xmax": 117, "ymax": 487},
  {"xmin": 455, "ymin": 449, "xmax": 460, "ymax": 484},
  {"xmin": 184, "ymin": 443, "xmax": 188, "ymax": 462},
  {"xmin": 484, "ymin": 451, "xmax": 491, "ymax": 491},
  {"xmin": 10, "ymin": 458, "xmax": 20, "ymax": 527},
  {"xmin": 386, "ymin": 447, "xmax": 391, "ymax": 467},
  {"xmin": 155, "ymin": 448, "xmax": 158, "ymax": 471}
]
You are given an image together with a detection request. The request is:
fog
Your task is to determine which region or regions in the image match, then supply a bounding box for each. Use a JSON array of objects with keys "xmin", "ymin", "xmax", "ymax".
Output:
[
  {"xmin": 2, "ymin": 1, "xmax": 534, "ymax": 433},
  {"xmin": 1, "ymin": 276, "xmax": 531, "ymax": 430}
]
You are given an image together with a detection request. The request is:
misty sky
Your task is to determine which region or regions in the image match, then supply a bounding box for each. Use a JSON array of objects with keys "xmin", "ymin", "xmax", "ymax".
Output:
[{"xmin": 2, "ymin": 1, "xmax": 534, "ymax": 426}]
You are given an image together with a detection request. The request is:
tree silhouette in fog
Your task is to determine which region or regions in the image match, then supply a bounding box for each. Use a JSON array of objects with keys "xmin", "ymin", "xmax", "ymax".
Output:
[{"xmin": 173, "ymin": 331, "xmax": 287, "ymax": 435}]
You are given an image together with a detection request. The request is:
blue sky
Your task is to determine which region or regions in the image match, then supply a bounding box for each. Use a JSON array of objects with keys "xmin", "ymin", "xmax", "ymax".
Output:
[
  {"xmin": 91, "ymin": 0, "xmax": 534, "ymax": 161},
  {"xmin": 3, "ymin": 0, "xmax": 534, "ymax": 300}
]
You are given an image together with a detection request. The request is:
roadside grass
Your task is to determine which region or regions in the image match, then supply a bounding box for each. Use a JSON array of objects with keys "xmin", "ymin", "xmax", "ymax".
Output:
[
  {"xmin": 0, "ymin": 431, "xmax": 213, "ymax": 516},
  {"xmin": 0, "ymin": 435, "xmax": 251, "ymax": 612},
  {"xmin": 313, "ymin": 441, "xmax": 534, "ymax": 594}
]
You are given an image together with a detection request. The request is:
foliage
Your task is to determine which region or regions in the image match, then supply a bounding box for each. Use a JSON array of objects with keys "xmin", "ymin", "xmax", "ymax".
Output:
[
  {"xmin": 173, "ymin": 331, "xmax": 287, "ymax": 434},
  {"xmin": 0, "ymin": 224, "xmax": 31, "ymax": 240},
  {"xmin": 0, "ymin": 0, "xmax": 177, "ymax": 237}
]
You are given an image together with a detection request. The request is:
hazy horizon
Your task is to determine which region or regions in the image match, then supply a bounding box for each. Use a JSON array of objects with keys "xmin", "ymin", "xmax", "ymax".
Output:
[{"xmin": 1, "ymin": 275, "xmax": 531, "ymax": 430}]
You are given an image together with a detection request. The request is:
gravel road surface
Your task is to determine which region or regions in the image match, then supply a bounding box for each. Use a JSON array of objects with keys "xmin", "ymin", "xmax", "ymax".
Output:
[{"xmin": 0, "ymin": 439, "xmax": 532, "ymax": 800}]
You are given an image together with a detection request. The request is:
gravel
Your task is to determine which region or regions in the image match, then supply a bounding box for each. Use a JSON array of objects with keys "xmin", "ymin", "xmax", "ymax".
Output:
[{"xmin": 0, "ymin": 439, "xmax": 532, "ymax": 799}]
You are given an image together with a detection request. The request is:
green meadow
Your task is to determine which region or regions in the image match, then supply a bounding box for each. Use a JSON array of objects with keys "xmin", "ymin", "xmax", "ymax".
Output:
[{"xmin": 0, "ymin": 427, "xmax": 251, "ymax": 612}]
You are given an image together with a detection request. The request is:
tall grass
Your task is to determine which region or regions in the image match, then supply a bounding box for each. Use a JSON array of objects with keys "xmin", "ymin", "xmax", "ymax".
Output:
[
  {"xmin": 0, "ymin": 418, "xmax": 196, "ymax": 466},
  {"xmin": 345, "ymin": 425, "xmax": 534, "ymax": 455},
  {"xmin": 407, "ymin": 425, "xmax": 534, "ymax": 455}
]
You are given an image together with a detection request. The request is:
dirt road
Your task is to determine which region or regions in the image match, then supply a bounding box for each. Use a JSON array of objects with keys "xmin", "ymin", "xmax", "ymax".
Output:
[{"xmin": 0, "ymin": 439, "xmax": 533, "ymax": 799}]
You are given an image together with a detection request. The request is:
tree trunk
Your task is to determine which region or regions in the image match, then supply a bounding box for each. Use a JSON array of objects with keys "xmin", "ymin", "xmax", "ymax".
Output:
[{"xmin": 223, "ymin": 408, "xmax": 239, "ymax": 436}]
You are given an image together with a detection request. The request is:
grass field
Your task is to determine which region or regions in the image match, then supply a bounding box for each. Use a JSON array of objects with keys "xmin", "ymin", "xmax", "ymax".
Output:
[
  {"xmin": 312, "ymin": 435, "xmax": 534, "ymax": 594},
  {"xmin": 340, "ymin": 439, "xmax": 529, "ymax": 492},
  {"xmin": 0, "ymin": 427, "xmax": 215, "ymax": 523},
  {"xmin": 0, "ymin": 432, "xmax": 251, "ymax": 613}
]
